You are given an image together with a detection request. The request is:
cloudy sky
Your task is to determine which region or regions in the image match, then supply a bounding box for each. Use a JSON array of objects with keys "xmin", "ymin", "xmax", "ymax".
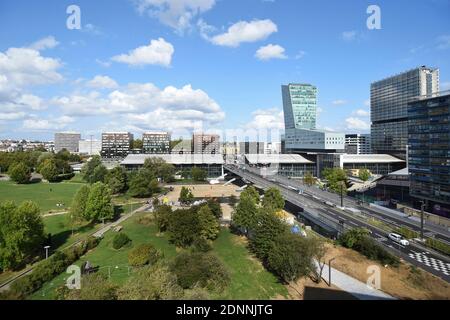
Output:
[{"xmin": 0, "ymin": 0, "xmax": 449, "ymax": 141}]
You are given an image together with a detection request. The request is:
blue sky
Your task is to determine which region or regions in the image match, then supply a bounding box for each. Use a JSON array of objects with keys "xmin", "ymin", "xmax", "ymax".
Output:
[{"xmin": 0, "ymin": 0, "xmax": 449, "ymax": 141}]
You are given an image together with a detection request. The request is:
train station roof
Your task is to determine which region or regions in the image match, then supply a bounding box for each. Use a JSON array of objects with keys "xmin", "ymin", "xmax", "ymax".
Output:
[
  {"xmin": 244, "ymin": 154, "xmax": 314, "ymax": 165},
  {"xmin": 341, "ymin": 154, "xmax": 405, "ymax": 164}
]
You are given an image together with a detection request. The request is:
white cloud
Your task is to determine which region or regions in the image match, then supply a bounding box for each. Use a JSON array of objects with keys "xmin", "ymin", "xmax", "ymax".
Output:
[
  {"xmin": 345, "ymin": 117, "xmax": 370, "ymax": 130},
  {"xmin": 22, "ymin": 116, "xmax": 75, "ymax": 131},
  {"xmin": 210, "ymin": 19, "xmax": 277, "ymax": 47},
  {"xmin": 342, "ymin": 30, "xmax": 357, "ymax": 41},
  {"xmin": 255, "ymin": 44, "xmax": 287, "ymax": 61},
  {"xmin": 197, "ymin": 18, "xmax": 216, "ymax": 40},
  {"xmin": 134, "ymin": 0, "xmax": 216, "ymax": 34},
  {"xmin": 0, "ymin": 112, "xmax": 27, "ymax": 121},
  {"xmin": 111, "ymin": 38, "xmax": 174, "ymax": 67},
  {"xmin": 332, "ymin": 100, "xmax": 348, "ymax": 106},
  {"xmin": 87, "ymin": 75, "xmax": 119, "ymax": 89},
  {"xmin": 29, "ymin": 36, "xmax": 59, "ymax": 51},
  {"xmin": 353, "ymin": 109, "xmax": 370, "ymax": 117}
]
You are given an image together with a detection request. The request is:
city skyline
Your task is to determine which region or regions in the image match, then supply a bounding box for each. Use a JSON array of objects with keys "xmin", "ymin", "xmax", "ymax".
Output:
[{"xmin": 0, "ymin": 0, "xmax": 449, "ymax": 141}]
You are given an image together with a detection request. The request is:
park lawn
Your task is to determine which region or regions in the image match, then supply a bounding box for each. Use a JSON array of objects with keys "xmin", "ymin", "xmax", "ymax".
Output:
[
  {"xmin": 0, "ymin": 180, "xmax": 85, "ymax": 214},
  {"xmin": 30, "ymin": 213, "xmax": 288, "ymax": 300}
]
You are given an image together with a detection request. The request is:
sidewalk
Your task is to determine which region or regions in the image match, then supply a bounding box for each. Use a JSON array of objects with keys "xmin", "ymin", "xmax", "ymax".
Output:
[{"xmin": 317, "ymin": 262, "xmax": 396, "ymax": 300}]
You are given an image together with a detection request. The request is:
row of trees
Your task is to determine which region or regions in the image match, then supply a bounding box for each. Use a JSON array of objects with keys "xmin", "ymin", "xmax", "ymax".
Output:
[
  {"xmin": 81, "ymin": 156, "xmax": 174, "ymax": 198},
  {"xmin": 0, "ymin": 201, "xmax": 45, "ymax": 271},
  {"xmin": 231, "ymin": 186, "xmax": 326, "ymax": 285},
  {"xmin": 2, "ymin": 150, "xmax": 79, "ymax": 184}
]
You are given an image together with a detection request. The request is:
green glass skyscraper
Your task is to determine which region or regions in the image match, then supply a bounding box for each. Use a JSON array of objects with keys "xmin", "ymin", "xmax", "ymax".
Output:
[{"xmin": 282, "ymin": 84, "xmax": 317, "ymax": 130}]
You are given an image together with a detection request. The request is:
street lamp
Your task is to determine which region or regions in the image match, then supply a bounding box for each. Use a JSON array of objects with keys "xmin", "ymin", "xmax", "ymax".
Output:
[
  {"xmin": 420, "ymin": 200, "xmax": 426, "ymax": 241},
  {"xmin": 44, "ymin": 245, "xmax": 50, "ymax": 259},
  {"xmin": 328, "ymin": 257, "xmax": 336, "ymax": 287}
]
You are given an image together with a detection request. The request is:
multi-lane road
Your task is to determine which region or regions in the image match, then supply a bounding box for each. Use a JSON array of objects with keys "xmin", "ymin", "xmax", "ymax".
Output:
[{"xmin": 225, "ymin": 165, "xmax": 450, "ymax": 283}]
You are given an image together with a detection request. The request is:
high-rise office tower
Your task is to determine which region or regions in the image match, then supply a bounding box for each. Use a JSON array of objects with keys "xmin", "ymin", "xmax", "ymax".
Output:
[
  {"xmin": 142, "ymin": 131, "xmax": 171, "ymax": 154},
  {"xmin": 371, "ymin": 66, "xmax": 439, "ymax": 157},
  {"xmin": 54, "ymin": 132, "xmax": 81, "ymax": 153},
  {"xmin": 282, "ymin": 84, "xmax": 317, "ymax": 130},
  {"xmin": 345, "ymin": 134, "xmax": 371, "ymax": 155},
  {"xmin": 408, "ymin": 91, "xmax": 450, "ymax": 217}
]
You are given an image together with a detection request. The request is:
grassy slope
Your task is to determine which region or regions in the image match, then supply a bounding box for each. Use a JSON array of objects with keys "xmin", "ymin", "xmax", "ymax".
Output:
[{"xmin": 30, "ymin": 213, "xmax": 287, "ymax": 300}]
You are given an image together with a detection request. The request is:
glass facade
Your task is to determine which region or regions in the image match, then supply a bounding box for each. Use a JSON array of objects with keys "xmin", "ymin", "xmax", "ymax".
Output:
[
  {"xmin": 408, "ymin": 93, "xmax": 450, "ymax": 215},
  {"xmin": 282, "ymin": 84, "xmax": 317, "ymax": 130},
  {"xmin": 371, "ymin": 67, "xmax": 439, "ymax": 156}
]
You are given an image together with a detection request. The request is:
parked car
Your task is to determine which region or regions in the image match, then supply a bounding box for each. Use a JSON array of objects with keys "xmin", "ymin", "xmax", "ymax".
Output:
[{"xmin": 388, "ymin": 233, "xmax": 410, "ymax": 246}]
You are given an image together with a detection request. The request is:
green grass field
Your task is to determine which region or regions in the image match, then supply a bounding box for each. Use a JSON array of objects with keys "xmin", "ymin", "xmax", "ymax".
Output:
[
  {"xmin": 30, "ymin": 213, "xmax": 288, "ymax": 300},
  {"xmin": 0, "ymin": 180, "xmax": 85, "ymax": 214}
]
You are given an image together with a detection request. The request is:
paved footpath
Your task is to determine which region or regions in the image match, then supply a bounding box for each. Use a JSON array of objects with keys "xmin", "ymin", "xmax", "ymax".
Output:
[{"xmin": 317, "ymin": 262, "xmax": 396, "ymax": 300}]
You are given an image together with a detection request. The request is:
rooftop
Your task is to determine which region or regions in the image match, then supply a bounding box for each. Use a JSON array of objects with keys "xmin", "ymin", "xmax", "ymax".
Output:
[
  {"xmin": 341, "ymin": 154, "xmax": 405, "ymax": 164},
  {"xmin": 245, "ymin": 154, "xmax": 314, "ymax": 164},
  {"xmin": 121, "ymin": 154, "xmax": 224, "ymax": 165}
]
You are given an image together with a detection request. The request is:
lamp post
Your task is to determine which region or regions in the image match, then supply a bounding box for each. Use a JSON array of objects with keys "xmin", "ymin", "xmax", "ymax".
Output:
[
  {"xmin": 420, "ymin": 200, "xmax": 426, "ymax": 241},
  {"xmin": 44, "ymin": 245, "xmax": 50, "ymax": 259},
  {"xmin": 328, "ymin": 257, "xmax": 336, "ymax": 287},
  {"xmin": 340, "ymin": 182, "xmax": 344, "ymax": 208}
]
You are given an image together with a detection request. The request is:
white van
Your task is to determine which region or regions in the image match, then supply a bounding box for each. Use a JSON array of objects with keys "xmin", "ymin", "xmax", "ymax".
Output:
[{"xmin": 388, "ymin": 233, "xmax": 410, "ymax": 246}]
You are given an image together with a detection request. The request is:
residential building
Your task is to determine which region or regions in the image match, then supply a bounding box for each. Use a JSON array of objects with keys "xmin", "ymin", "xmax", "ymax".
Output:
[
  {"xmin": 371, "ymin": 66, "xmax": 439, "ymax": 157},
  {"xmin": 79, "ymin": 139, "xmax": 102, "ymax": 156},
  {"xmin": 55, "ymin": 133, "xmax": 81, "ymax": 153},
  {"xmin": 408, "ymin": 91, "xmax": 450, "ymax": 217},
  {"xmin": 142, "ymin": 131, "xmax": 171, "ymax": 154},
  {"xmin": 345, "ymin": 134, "xmax": 371, "ymax": 154},
  {"xmin": 192, "ymin": 133, "xmax": 220, "ymax": 154},
  {"xmin": 101, "ymin": 132, "xmax": 133, "ymax": 159},
  {"xmin": 282, "ymin": 83, "xmax": 317, "ymax": 130}
]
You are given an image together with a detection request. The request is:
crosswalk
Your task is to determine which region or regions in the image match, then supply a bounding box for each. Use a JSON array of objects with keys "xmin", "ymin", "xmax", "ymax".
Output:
[{"xmin": 407, "ymin": 250, "xmax": 450, "ymax": 276}]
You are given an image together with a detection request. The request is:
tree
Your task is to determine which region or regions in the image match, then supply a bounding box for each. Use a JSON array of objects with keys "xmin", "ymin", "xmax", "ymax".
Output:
[
  {"xmin": 191, "ymin": 167, "xmax": 208, "ymax": 181},
  {"xmin": 322, "ymin": 168, "xmax": 348, "ymax": 194},
  {"xmin": 69, "ymin": 185, "xmax": 91, "ymax": 224},
  {"xmin": 81, "ymin": 155, "xmax": 103, "ymax": 183},
  {"xmin": 179, "ymin": 186, "xmax": 194, "ymax": 204},
  {"xmin": 303, "ymin": 172, "xmax": 317, "ymax": 187},
  {"xmin": 250, "ymin": 210, "xmax": 287, "ymax": 261},
  {"xmin": 197, "ymin": 205, "xmax": 220, "ymax": 241},
  {"xmin": 305, "ymin": 236, "xmax": 327, "ymax": 283},
  {"xmin": 8, "ymin": 162, "xmax": 31, "ymax": 184},
  {"xmin": 232, "ymin": 193, "xmax": 259, "ymax": 236},
  {"xmin": 241, "ymin": 186, "xmax": 260, "ymax": 204},
  {"xmin": 168, "ymin": 208, "xmax": 200, "ymax": 247},
  {"xmin": 143, "ymin": 158, "xmax": 175, "ymax": 182},
  {"xmin": 154, "ymin": 205, "xmax": 172, "ymax": 232},
  {"xmin": 117, "ymin": 263, "xmax": 183, "ymax": 300},
  {"xmin": 39, "ymin": 158, "xmax": 59, "ymax": 182},
  {"xmin": 0, "ymin": 201, "xmax": 45, "ymax": 270},
  {"xmin": 105, "ymin": 166, "xmax": 128, "ymax": 194},
  {"xmin": 91, "ymin": 165, "xmax": 108, "ymax": 184},
  {"xmin": 128, "ymin": 169, "xmax": 159, "ymax": 198},
  {"xmin": 85, "ymin": 182, "xmax": 114, "ymax": 222},
  {"xmin": 132, "ymin": 139, "xmax": 143, "ymax": 150},
  {"xmin": 205, "ymin": 199, "xmax": 222, "ymax": 219},
  {"xmin": 359, "ymin": 168, "xmax": 371, "ymax": 182},
  {"xmin": 262, "ymin": 188, "xmax": 285, "ymax": 212},
  {"xmin": 267, "ymin": 232, "xmax": 316, "ymax": 284},
  {"xmin": 128, "ymin": 244, "xmax": 162, "ymax": 267}
]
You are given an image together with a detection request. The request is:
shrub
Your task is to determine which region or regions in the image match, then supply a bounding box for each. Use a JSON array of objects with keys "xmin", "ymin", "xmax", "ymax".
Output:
[
  {"xmin": 112, "ymin": 233, "xmax": 131, "ymax": 250},
  {"xmin": 394, "ymin": 227, "xmax": 418, "ymax": 240},
  {"xmin": 192, "ymin": 237, "xmax": 212, "ymax": 253},
  {"xmin": 171, "ymin": 252, "xmax": 230, "ymax": 292},
  {"xmin": 128, "ymin": 244, "xmax": 162, "ymax": 267},
  {"xmin": 425, "ymin": 238, "xmax": 450, "ymax": 256}
]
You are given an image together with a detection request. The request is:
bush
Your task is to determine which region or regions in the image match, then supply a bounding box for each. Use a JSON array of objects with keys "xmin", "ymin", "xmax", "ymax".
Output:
[
  {"xmin": 191, "ymin": 237, "xmax": 212, "ymax": 253},
  {"xmin": 394, "ymin": 227, "xmax": 418, "ymax": 240},
  {"xmin": 168, "ymin": 208, "xmax": 200, "ymax": 247},
  {"xmin": 8, "ymin": 236, "xmax": 100, "ymax": 299},
  {"xmin": 128, "ymin": 244, "xmax": 162, "ymax": 267},
  {"xmin": 171, "ymin": 252, "xmax": 230, "ymax": 292},
  {"xmin": 112, "ymin": 233, "xmax": 131, "ymax": 250}
]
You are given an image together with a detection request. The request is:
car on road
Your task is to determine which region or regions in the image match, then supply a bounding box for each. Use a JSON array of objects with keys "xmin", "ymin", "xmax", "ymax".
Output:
[{"xmin": 388, "ymin": 233, "xmax": 410, "ymax": 246}]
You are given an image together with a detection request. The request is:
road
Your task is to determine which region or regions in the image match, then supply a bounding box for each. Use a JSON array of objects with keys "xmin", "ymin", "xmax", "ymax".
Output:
[{"xmin": 225, "ymin": 165, "xmax": 450, "ymax": 283}]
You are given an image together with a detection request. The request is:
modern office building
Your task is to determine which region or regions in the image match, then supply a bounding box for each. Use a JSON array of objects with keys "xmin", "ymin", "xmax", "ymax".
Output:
[
  {"xmin": 345, "ymin": 134, "xmax": 371, "ymax": 154},
  {"xmin": 244, "ymin": 154, "xmax": 316, "ymax": 178},
  {"xmin": 101, "ymin": 132, "xmax": 133, "ymax": 159},
  {"xmin": 142, "ymin": 131, "xmax": 171, "ymax": 154},
  {"xmin": 192, "ymin": 133, "xmax": 220, "ymax": 154},
  {"xmin": 284, "ymin": 128, "xmax": 346, "ymax": 153},
  {"xmin": 54, "ymin": 132, "xmax": 81, "ymax": 153},
  {"xmin": 79, "ymin": 139, "xmax": 101, "ymax": 156},
  {"xmin": 408, "ymin": 91, "xmax": 450, "ymax": 217},
  {"xmin": 282, "ymin": 83, "xmax": 317, "ymax": 130},
  {"xmin": 371, "ymin": 66, "xmax": 439, "ymax": 157}
]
